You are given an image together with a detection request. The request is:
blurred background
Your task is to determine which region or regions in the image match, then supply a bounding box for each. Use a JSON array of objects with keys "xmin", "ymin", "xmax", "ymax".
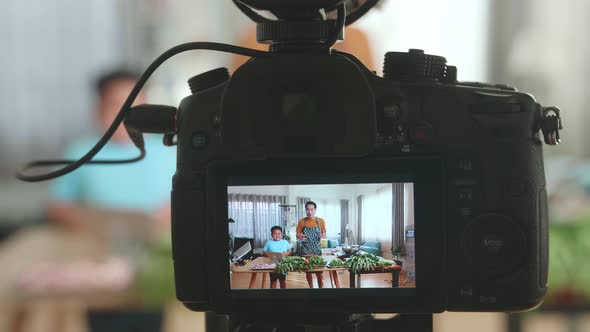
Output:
[{"xmin": 1, "ymin": 0, "xmax": 590, "ymax": 331}]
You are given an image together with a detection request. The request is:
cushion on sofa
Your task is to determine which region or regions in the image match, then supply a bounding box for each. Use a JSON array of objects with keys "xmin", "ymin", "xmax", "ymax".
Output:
[
  {"xmin": 360, "ymin": 241, "xmax": 381, "ymax": 256},
  {"xmin": 327, "ymin": 239, "xmax": 339, "ymax": 248},
  {"xmin": 362, "ymin": 241, "xmax": 380, "ymax": 249}
]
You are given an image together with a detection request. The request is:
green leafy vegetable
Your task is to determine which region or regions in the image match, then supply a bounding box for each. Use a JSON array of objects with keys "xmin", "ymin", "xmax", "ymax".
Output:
[
  {"xmin": 345, "ymin": 253, "xmax": 380, "ymax": 273},
  {"xmin": 328, "ymin": 259, "xmax": 345, "ymax": 268},
  {"xmin": 276, "ymin": 256, "xmax": 306, "ymax": 274},
  {"xmin": 276, "ymin": 255, "xmax": 328, "ymax": 273},
  {"xmin": 306, "ymin": 255, "xmax": 327, "ymax": 270}
]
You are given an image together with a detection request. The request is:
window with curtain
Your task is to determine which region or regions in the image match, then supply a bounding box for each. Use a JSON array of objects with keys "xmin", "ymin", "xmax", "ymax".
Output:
[
  {"xmin": 316, "ymin": 199, "xmax": 341, "ymax": 239},
  {"xmin": 227, "ymin": 194, "xmax": 286, "ymax": 248},
  {"xmin": 360, "ymin": 185, "xmax": 393, "ymax": 246}
]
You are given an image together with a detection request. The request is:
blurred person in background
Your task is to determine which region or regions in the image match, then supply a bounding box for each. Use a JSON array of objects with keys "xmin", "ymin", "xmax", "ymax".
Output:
[
  {"xmin": 47, "ymin": 69, "xmax": 175, "ymax": 243},
  {"xmin": 0, "ymin": 69, "xmax": 177, "ymax": 332}
]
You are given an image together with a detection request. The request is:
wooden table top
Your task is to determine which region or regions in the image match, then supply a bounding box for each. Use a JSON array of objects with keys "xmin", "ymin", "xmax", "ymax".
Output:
[{"xmin": 231, "ymin": 256, "xmax": 347, "ymax": 273}]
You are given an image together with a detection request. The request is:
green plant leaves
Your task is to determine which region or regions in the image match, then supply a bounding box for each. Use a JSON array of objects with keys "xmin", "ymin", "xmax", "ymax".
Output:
[
  {"xmin": 276, "ymin": 253, "xmax": 395, "ymax": 275},
  {"xmin": 328, "ymin": 259, "xmax": 345, "ymax": 267},
  {"xmin": 345, "ymin": 253, "xmax": 379, "ymax": 273},
  {"xmin": 548, "ymin": 220, "xmax": 590, "ymax": 300}
]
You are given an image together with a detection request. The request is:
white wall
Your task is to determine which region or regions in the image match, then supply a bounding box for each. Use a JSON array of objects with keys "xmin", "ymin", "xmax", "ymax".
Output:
[
  {"xmin": 0, "ymin": 0, "xmax": 123, "ymax": 169},
  {"xmin": 355, "ymin": 0, "xmax": 490, "ymax": 81},
  {"xmin": 228, "ymin": 185, "xmax": 289, "ymax": 196}
]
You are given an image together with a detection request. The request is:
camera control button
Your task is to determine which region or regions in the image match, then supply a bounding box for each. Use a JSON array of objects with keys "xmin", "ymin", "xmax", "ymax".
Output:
[
  {"xmin": 459, "ymin": 208, "xmax": 472, "ymax": 218},
  {"xmin": 187, "ymin": 67, "xmax": 229, "ymax": 94},
  {"xmin": 383, "ymin": 49, "xmax": 447, "ymax": 82},
  {"xmin": 462, "ymin": 214, "xmax": 526, "ymax": 277},
  {"xmin": 457, "ymin": 159, "xmax": 474, "ymax": 172},
  {"xmin": 449, "ymin": 157, "xmax": 476, "ymax": 174},
  {"xmin": 453, "ymin": 176, "xmax": 477, "ymax": 186},
  {"xmin": 383, "ymin": 103, "xmax": 402, "ymax": 121},
  {"xmin": 458, "ymin": 188, "xmax": 473, "ymax": 201},
  {"xmin": 396, "ymin": 124, "xmax": 408, "ymax": 143},
  {"xmin": 411, "ymin": 123, "xmax": 433, "ymax": 144},
  {"xmin": 460, "ymin": 287, "xmax": 474, "ymax": 297},
  {"xmin": 479, "ymin": 295, "xmax": 498, "ymax": 304},
  {"xmin": 191, "ymin": 131, "xmax": 209, "ymax": 149},
  {"xmin": 506, "ymin": 180, "xmax": 527, "ymax": 197}
]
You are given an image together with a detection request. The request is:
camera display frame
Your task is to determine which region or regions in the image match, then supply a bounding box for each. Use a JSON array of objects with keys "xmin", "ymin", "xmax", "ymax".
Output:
[{"xmin": 175, "ymin": 157, "xmax": 446, "ymax": 314}]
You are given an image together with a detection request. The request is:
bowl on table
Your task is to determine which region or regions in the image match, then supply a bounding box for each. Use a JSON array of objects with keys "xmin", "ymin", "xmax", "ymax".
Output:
[{"xmin": 342, "ymin": 245, "xmax": 359, "ymax": 256}]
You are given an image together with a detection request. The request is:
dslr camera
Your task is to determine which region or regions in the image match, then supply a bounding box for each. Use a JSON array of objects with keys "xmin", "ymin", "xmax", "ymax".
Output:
[
  {"xmin": 169, "ymin": 0, "xmax": 563, "ymax": 316},
  {"xmin": 19, "ymin": 0, "xmax": 564, "ymax": 320}
]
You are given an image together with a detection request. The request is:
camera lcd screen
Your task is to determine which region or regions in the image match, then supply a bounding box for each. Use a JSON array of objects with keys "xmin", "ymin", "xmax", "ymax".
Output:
[{"xmin": 227, "ymin": 182, "xmax": 415, "ymax": 290}]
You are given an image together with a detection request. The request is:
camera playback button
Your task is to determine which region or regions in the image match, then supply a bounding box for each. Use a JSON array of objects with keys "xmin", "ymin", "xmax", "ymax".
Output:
[{"xmin": 479, "ymin": 295, "xmax": 498, "ymax": 305}]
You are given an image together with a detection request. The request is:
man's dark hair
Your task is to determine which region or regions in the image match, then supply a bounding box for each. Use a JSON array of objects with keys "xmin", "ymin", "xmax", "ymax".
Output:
[
  {"xmin": 95, "ymin": 68, "xmax": 141, "ymax": 97},
  {"xmin": 271, "ymin": 226, "xmax": 283, "ymax": 233},
  {"xmin": 305, "ymin": 201, "xmax": 317, "ymax": 209}
]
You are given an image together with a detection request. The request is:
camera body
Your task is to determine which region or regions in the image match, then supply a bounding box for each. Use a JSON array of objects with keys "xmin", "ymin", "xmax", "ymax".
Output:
[{"xmin": 171, "ymin": 48, "xmax": 549, "ymax": 314}]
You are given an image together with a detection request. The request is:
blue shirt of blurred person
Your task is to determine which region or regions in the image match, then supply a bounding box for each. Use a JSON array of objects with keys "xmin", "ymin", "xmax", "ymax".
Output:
[{"xmin": 51, "ymin": 135, "xmax": 175, "ymax": 212}]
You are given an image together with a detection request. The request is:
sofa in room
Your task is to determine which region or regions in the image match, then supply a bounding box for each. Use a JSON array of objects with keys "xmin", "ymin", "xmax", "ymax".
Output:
[{"xmin": 359, "ymin": 241, "xmax": 381, "ymax": 256}]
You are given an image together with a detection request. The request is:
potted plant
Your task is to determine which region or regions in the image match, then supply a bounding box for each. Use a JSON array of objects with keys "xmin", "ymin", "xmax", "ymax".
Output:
[{"xmin": 391, "ymin": 245, "xmax": 407, "ymax": 267}]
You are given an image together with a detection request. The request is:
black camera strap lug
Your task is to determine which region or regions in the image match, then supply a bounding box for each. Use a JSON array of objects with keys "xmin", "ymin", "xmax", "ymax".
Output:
[{"xmin": 540, "ymin": 106, "xmax": 563, "ymax": 145}]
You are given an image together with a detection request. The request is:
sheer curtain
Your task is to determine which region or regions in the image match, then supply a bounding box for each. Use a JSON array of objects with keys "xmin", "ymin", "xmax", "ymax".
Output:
[
  {"xmin": 340, "ymin": 200, "xmax": 349, "ymax": 243},
  {"xmin": 228, "ymin": 194, "xmax": 286, "ymax": 248},
  {"xmin": 317, "ymin": 199, "xmax": 341, "ymax": 239},
  {"xmin": 360, "ymin": 185, "xmax": 393, "ymax": 248}
]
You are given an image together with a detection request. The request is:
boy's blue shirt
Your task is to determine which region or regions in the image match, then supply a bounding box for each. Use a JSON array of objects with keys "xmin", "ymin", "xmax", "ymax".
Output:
[
  {"xmin": 263, "ymin": 239, "xmax": 291, "ymax": 253},
  {"xmin": 50, "ymin": 135, "xmax": 175, "ymax": 211}
]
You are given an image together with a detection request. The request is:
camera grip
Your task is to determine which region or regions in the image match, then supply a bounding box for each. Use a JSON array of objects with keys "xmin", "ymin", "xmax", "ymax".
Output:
[{"xmin": 171, "ymin": 187, "xmax": 209, "ymax": 308}]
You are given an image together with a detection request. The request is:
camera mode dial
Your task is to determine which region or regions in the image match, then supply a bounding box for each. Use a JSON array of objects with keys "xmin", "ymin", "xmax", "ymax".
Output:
[
  {"xmin": 383, "ymin": 49, "xmax": 448, "ymax": 82},
  {"xmin": 188, "ymin": 68, "xmax": 230, "ymax": 94}
]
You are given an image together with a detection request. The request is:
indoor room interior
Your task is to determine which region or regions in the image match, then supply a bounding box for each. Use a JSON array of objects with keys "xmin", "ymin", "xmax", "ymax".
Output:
[
  {"xmin": 2, "ymin": 0, "xmax": 590, "ymax": 331},
  {"xmin": 227, "ymin": 183, "xmax": 415, "ymax": 289}
]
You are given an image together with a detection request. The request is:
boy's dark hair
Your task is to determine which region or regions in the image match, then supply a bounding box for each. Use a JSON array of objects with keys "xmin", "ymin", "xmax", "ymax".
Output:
[
  {"xmin": 271, "ymin": 226, "xmax": 283, "ymax": 233},
  {"xmin": 305, "ymin": 201, "xmax": 317, "ymax": 209},
  {"xmin": 95, "ymin": 68, "xmax": 141, "ymax": 97}
]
